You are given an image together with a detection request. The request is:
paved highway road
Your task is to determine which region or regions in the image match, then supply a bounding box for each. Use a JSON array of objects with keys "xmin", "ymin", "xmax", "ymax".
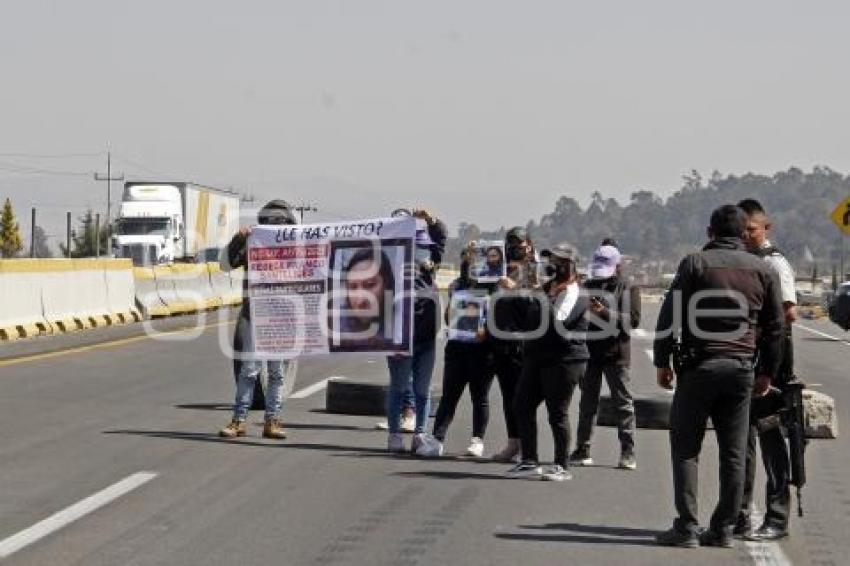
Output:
[{"xmin": 0, "ymin": 304, "xmax": 848, "ymax": 565}]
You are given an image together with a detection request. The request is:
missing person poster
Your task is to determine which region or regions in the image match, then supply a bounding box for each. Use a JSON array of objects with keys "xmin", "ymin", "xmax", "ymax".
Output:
[
  {"xmin": 247, "ymin": 217, "xmax": 416, "ymax": 357},
  {"xmin": 470, "ymin": 240, "xmax": 506, "ymax": 283},
  {"xmin": 447, "ymin": 290, "xmax": 488, "ymax": 342}
]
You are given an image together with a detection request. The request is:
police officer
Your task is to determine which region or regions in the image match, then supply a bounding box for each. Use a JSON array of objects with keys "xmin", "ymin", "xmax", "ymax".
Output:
[
  {"xmin": 654, "ymin": 204, "xmax": 784, "ymax": 548},
  {"xmin": 735, "ymin": 198, "xmax": 797, "ymax": 541}
]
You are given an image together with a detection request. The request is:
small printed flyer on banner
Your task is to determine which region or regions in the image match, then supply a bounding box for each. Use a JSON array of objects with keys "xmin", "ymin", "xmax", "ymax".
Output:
[
  {"xmin": 247, "ymin": 217, "xmax": 416, "ymax": 357},
  {"xmin": 447, "ymin": 290, "xmax": 488, "ymax": 342},
  {"xmin": 470, "ymin": 240, "xmax": 506, "ymax": 283}
]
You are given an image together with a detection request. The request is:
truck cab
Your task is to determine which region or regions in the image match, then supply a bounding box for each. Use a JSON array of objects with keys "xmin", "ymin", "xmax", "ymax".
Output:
[{"xmin": 113, "ymin": 184, "xmax": 184, "ymax": 265}]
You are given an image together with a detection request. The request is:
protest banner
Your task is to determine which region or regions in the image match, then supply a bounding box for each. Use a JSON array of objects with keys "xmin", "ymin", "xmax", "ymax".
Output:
[
  {"xmin": 247, "ymin": 217, "xmax": 416, "ymax": 357},
  {"xmin": 447, "ymin": 290, "xmax": 488, "ymax": 342},
  {"xmin": 470, "ymin": 240, "xmax": 506, "ymax": 283}
]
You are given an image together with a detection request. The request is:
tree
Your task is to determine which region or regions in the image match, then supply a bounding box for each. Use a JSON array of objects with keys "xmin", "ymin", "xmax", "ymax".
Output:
[
  {"xmin": 0, "ymin": 198, "xmax": 24, "ymax": 258},
  {"xmin": 31, "ymin": 225, "xmax": 52, "ymax": 258},
  {"xmin": 58, "ymin": 209, "xmax": 109, "ymax": 258}
]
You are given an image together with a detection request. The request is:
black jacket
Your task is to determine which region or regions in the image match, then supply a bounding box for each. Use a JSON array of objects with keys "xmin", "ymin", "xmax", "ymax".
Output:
[
  {"xmin": 523, "ymin": 282, "xmax": 590, "ymax": 364},
  {"xmin": 653, "ymin": 237, "xmax": 784, "ymax": 378},
  {"xmin": 585, "ymin": 275, "xmax": 641, "ymax": 366},
  {"xmin": 222, "ymin": 232, "xmax": 250, "ymax": 318},
  {"xmin": 413, "ymin": 219, "xmax": 448, "ymax": 344}
]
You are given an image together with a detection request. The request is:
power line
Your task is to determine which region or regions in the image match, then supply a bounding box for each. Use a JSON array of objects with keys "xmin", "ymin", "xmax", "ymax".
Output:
[
  {"xmin": 0, "ymin": 151, "xmax": 103, "ymax": 158},
  {"xmin": 0, "ymin": 161, "xmax": 92, "ymax": 177}
]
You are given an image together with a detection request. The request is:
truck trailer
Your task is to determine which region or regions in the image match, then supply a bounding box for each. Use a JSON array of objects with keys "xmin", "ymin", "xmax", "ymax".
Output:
[{"xmin": 113, "ymin": 181, "xmax": 240, "ymax": 265}]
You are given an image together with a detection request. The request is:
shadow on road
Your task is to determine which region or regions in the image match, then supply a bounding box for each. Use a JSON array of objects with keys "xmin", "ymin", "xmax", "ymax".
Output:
[
  {"xmin": 174, "ymin": 403, "xmax": 232, "ymax": 411},
  {"xmin": 103, "ymin": 429, "xmax": 387, "ymax": 455},
  {"xmin": 496, "ymin": 522, "xmax": 657, "ymax": 547},
  {"xmin": 394, "ymin": 470, "xmax": 508, "ymax": 481}
]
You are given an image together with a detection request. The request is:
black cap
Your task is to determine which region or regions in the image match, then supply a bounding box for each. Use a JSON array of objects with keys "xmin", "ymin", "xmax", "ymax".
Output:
[
  {"xmin": 505, "ymin": 226, "xmax": 527, "ymax": 243},
  {"xmin": 541, "ymin": 242, "xmax": 578, "ymax": 262},
  {"xmin": 258, "ymin": 199, "xmax": 297, "ymax": 225}
]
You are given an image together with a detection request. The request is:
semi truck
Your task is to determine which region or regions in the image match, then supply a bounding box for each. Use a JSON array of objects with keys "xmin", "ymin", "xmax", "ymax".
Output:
[{"xmin": 112, "ymin": 181, "xmax": 240, "ymax": 265}]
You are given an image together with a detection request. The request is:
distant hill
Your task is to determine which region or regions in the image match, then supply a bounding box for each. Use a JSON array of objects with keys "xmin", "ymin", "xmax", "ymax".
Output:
[{"xmin": 447, "ymin": 167, "xmax": 850, "ymax": 276}]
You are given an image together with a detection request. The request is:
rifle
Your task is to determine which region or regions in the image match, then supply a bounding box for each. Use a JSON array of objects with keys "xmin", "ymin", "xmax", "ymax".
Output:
[{"xmin": 783, "ymin": 377, "xmax": 807, "ymax": 517}]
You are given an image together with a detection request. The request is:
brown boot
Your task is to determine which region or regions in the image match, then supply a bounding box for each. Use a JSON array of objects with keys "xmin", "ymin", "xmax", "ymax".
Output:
[
  {"xmin": 263, "ymin": 417, "xmax": 287, "ymax": 439},
  {"xmin": 219, "ymin": 419, "xmax": 246, "ymax": 438}
]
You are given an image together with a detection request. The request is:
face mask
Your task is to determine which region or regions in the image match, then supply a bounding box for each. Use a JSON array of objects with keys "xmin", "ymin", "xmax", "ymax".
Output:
[
  {"xmin": 415, "ymin": 247, "xmax": 433, "ymax": 271},
  {"xmin": 506, "ymin": 244, "xmax": 527, "ymax": 262}
]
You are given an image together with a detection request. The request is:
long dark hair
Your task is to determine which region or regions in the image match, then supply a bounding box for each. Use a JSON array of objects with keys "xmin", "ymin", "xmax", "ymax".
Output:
[{"xmin": 345, "ymin": 247, "xmax": 396, "ymax": 299}]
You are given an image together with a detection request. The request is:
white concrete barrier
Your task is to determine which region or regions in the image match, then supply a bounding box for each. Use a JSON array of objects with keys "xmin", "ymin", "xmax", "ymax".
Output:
[
  {"xmin": 104, "ymin": 260, "xmax": 142, "ymax": 324},
  {"xmin": 26, "ymin": 259, "xmax": 114, "ymax": 332},
  {"xmin": 153, "ymin": 265, "xmax": 197, "ymax": 315},
  {"xmin": 208, "ymin": 263, "xmax": 240, "ymax": 307},
  {"xmin": 133, "ymin": 267, "xmax": 170, "ymax": 318},
  {"xmin": 0, "ymin": 260, "xmax": 52, "ymax": 340}
]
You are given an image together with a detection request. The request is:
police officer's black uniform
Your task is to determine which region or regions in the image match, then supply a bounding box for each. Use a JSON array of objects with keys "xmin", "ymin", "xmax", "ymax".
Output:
[{"xmin": 654, "ymin": 217, "xmax": 784, "ymax": 547}]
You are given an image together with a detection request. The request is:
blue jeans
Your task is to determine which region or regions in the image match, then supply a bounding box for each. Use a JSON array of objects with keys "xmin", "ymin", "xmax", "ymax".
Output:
[
  {"xmin": 386, "ymin": 340, "xmax": 437, "ymax": 434},
  {"xmin": 233, "ymin": 318, "xmax": 293, "ymax": 421}
]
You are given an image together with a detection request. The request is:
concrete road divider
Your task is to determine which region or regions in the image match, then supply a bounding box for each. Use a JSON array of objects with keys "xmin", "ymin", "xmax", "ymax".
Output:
[
  {"xmin": 40, "ymin": 259, "xmax": 115, "ymax": 330},
  {"xmin": 103, "ymin": 260, "xmax": 142, "ymax": 324},
  {"xmin": 598, "ymin": 392, "xmax": 673, "ymax": 429},
  {"xmin": 153, "ymin": 265, "xmax": 199, "ymax": 315},
  {"xmin": 0, "ymin": 260, "xmax": 52, "ymax": 340},
  {"xmin": 132, "ymin": 267, "xmax": 170, "ymax": 318},
  {"xmin": 171, "ymin": 264, "xmax": 222, "ymax": 312},
  {"xmin": 804, "ymin": 389, "xmax": 839, "ymax": 439},
  {"xmin": 597, "ymin": 389, "xmax": 839, "ymax": 438},
  {"xmin": 210, "ymin": 263, "xmax": 241, "ymax": 307},
  {"xmin": 325, "ymin": 379, "xmax": 441, "ymax": 417},
  {"xmin": 227, "ymin": 267, "xmax": 245, "ymax": 307}
]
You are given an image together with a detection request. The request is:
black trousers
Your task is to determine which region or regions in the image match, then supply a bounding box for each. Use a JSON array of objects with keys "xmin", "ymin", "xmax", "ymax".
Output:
[
  {"xmin": 740, "ymin": 423, "xmax": 791, "ymax": 529},
  {"xmin": 669, "ymin": 358, "xmax": 753, "ymax": 534},
  {"xmin": 576, "ymin": 360, "xmax": 635, "ymax": 452},
  {"xmin": 515, "ymin": 357, "xmax": 585, "ymax": 467},
  {"xmin": 492, "ymin": 343, "xmax": 524, "ymax": 439},
  {"xmin": 432, "ymin": 343, "xmax": 495, "ymax": 442},
  {"xmin": 740, "ymin": 327, "xmax": 793, "ymax": 529}
]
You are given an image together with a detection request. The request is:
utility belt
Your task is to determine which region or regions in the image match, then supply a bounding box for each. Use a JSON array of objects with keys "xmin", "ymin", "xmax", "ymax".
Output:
[{"xmin": 672, "ymin": 343, "xmax": 752, "ymax": 375}]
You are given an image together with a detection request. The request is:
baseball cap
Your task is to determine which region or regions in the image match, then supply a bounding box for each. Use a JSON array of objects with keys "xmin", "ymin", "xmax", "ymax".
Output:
[
  {"xmin": 415, "ymin": 218, "xmax": 435, "ymax": 247},
  {"xmin": 590, "ymin": 245, "xmax": 621, "ymax": 278},
  {"xmin": 541, "ymin": 242, "xmax": 577, "ymax": 262}
]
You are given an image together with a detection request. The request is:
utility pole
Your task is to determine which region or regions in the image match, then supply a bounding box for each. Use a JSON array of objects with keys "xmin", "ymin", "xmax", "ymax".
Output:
[
  {"xmin": 30, "ymin": 207, "xmax": 36, "ymax": 258},
  {"xmin": 94, "ymin": 146, "xmax": 124, "ymax": 256},
  {"xmin": 95, "ymin": 213, "xmax": 101, "ymax": 258},
  {"xmin": 294, "ymin": 204, "xmax": 318, "ymax": 223},
  {"xmin": 66, "ymin": 212, "xmax": 71, "ymax": 258}
]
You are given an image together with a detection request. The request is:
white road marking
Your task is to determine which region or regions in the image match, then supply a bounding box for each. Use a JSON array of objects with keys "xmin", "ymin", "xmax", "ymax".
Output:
[
  {"xmin": 795, "ymin": 323, "xmax": 850, "ymax": 346},
  {"xmin": 631, "ymin": 328, "xmax": 650, "ymax": 339},
  {"xmin": 290, "ymin": 377, "xmax": 346, "ymax": 399},
  {"xmin": 743, "ymin": 510, "xmax": 794, "ymax": 566},
  {"xmin": 644, "ymin": 349, "xmax": 654, "ymax": 362},
  {"xmin": 0, "ymin": 471, "xmax": 157, "ymax": 559}
]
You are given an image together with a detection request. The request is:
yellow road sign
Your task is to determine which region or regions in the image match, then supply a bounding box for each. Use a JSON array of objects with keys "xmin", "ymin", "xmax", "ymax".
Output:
[{"xmin": 831, "ymin": 197, "xmax": 850, "ymax": 235}]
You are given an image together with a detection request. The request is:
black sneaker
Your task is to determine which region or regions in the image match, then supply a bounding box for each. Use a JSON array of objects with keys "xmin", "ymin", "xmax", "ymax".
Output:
[
  {"xmin": 505, "ymin": 461, "xmax": 543, "ymax": 479},
  {"xmin": 655, "ymin": 527, "xmax": 698, "ymax": 548},
  {"xmin": 699, "ymin": 529, "xmax": 734, "ymax": 548},
  {"xmin": 732, "ymin": 515, "xmax": 752, "ymax": 539},
  {"xmin": 747, "ymin": 524, "xmax": 788, "ymax": 541},
  {"xmin": 569, "ymin": 446, "xmax": 593, "ymax": 466},
  {"xmin": 618, "ymin": 450, "xmax": 637, "ymax": 470}
]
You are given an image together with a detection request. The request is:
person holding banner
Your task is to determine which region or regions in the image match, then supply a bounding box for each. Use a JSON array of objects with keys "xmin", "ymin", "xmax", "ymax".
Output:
[
  {"xmin": 419, "ymin": 246, "xmax": 497, "ymax": 458},
  {"xmin": 219, "ymin": 200, "xmax": 298, "ymax": 440},
  {"xmin": 386, "ymin": 209, "xmax": 446, "ymax": 454}
]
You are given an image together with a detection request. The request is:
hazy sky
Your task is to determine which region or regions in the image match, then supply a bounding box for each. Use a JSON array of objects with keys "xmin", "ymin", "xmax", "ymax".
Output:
[{"xmin": 2, "ymin": 0, "xmax": 849, "ymax": 246}]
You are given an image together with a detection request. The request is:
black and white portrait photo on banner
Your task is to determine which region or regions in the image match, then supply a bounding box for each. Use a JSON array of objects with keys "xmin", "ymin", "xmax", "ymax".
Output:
[
  {"xmin": 447, "ymin": 290, "xmax": 488, "ymax": 342},
  {"xmin": 470, "ymin": 240, "xmax": 506, "ymax": 283}
]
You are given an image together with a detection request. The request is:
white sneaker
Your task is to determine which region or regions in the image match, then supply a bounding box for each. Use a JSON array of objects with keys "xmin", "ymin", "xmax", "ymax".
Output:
[
  {"xmin": 541, "ymin": 464, "xmax": 573, "ymax": 482},
  {"xmin": 387, "ymin": 433, "xmax": 406, "ymax": 453},
  {"xmin": 400, "ymin": 413, "xmax": 416, "ymax": 433},
  {"xmin": 414, "ymin": 434, "xmax": 443, "ymax": 458},
  {"xmin": 465, "ymin": 437, "xmax": 485, "ymax": 458},
  {"xmin": 505, "ymin": 461, "xmax": 542, "ymax": 479}
]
